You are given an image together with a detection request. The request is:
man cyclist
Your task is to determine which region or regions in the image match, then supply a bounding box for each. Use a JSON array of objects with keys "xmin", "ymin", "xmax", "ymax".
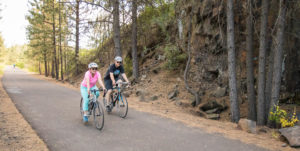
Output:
[{"xmin": 104, "ymin": 56, "xmax": 130, "ymax": 111}]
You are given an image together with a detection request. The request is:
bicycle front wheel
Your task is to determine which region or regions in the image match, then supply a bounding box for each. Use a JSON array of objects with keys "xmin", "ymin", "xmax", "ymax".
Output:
[
  {"xmin": 93, "ymin": 101, "xmax": 104, "ymax": 130},
  {"xmin": 117, "ymin": 94, "xmax": 128, "ymax": 118}
]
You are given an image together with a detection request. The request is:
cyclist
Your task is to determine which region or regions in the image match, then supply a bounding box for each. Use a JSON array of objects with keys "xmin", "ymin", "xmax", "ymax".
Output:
[
  {"xmin": 104, "ymin": 56, "xmax": 130, "ymax": 111},
  {"xmin": 81, "ymin": 62, "xmax": 106, "ymax": 123}
]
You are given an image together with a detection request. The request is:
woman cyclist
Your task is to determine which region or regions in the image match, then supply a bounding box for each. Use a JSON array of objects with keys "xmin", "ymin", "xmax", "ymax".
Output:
[{"xmin": 81, "ymin": 62, "xmax": 106, "ymax": 123}]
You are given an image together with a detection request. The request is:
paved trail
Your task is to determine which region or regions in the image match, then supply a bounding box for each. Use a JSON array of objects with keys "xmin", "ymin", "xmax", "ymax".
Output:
[{"xmin": 2, "ymin": 67, "xmax": 268, "ymax": 151}]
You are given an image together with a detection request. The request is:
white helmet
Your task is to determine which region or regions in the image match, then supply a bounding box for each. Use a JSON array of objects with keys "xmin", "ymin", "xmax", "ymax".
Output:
[
  {"xmin": 88, "ymin": 62, "xmax": 98, "ymax": 68},
  {"xmin": 114, "ymin": 56, "xmax": 123, "ymax": 62}
]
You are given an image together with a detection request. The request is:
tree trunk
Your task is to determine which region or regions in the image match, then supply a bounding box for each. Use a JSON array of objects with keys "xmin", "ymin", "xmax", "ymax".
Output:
[
  {"xmin": 44, "ymin": 52, "xmax": 48, "ymax": 77},
  {"xmin": 257, "ymin": 0, "xmax": 269, "ymax": 125},
  {"xmin": 51, "ymin": 59, "xmax": 55, "ymax": 78},
  {"xmin": 265, "ymin": 38, "xmax": 274, "ymax": 120},
  {"xmin": 246, "ymin": 0, "xmax": 256, "ymax": 121},
  {"xmin": 59, "ymin": 0, "xmax": 63, "ymax": 80},
  {"xmin": 226, "ymin": 0, "xmax": 239, "ymax": 123},
  {"xmin": 53, "ymin": 0, "xmax": 58, "ymax": 80},
  {"xmin": 184, "ymin": 10, "xmax": 200, "ymax": 106},
  {"xmin": 269, "ymin": 0, "xmax": 286, "ymax": 115},
  {"xmin": 39, "ymin": 61, "xmax": 41, "ymax": 75},
  {"xmin": 75, "ymin": 0, "xmax": 80, "ymax": 75},
  {"xmin": 132, "ymin": 0, "xmax": 139, "ymax": 80},
  {"xmin": 113, "ymin": 0, "xmax": 122, "ymax": 57}
]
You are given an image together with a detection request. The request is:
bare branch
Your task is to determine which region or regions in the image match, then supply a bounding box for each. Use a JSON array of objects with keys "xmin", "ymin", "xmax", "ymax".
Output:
[{"xmin": 80, "ymin": 1, "xmax": 112, "ymax": 13}]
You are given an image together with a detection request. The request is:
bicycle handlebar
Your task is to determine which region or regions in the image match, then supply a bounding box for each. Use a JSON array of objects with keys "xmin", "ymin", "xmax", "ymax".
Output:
[{"xmin": 116, "ymin": 81, "xmax": 129, "ymax": 85}]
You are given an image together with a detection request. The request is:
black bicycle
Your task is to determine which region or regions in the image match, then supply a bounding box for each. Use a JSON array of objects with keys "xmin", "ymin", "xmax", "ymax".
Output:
[
  {"xmin": 80, "ymin": 89, "xmax": 104, "ymax": 130},
  {"xmin": 103, "ymin": 81, "xmax": 129, "ymax": 118}
]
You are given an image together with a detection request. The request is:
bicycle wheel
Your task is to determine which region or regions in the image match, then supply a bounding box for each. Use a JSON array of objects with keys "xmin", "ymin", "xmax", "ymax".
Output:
[
  {"xmin": 80, "ymin": 97, "xmax": 83, "ymax": 117},
  {"xmin": 93, "ymin": 101, "xmax": 104, "ymax": 130},
  {"xmin": 116, "ymin": 93, "xmax": 128, "ymax": 118}
]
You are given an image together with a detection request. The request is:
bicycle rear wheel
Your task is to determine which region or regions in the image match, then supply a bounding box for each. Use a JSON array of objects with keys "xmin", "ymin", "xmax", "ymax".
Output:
[
  {"xmin": 117, "ymin": 94, "xmax": 128, "ymax": 118},
  {"xmin": 80, "ymin": 97, "xmax": 83, "ymax": 117},
  {"xmin": 93, "ymin": 101, "xmax": 104, "ymax": 130}
]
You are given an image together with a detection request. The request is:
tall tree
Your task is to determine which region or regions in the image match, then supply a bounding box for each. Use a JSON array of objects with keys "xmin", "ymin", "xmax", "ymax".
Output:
[
  {"xmin": 113, "ymin": 0, "xmax": 122, "ymax": 57},
  {"xmin": 75, "ymin": 0, "xmax": 80, "ymax": 75},
  {"xmin": 257, "ymin": 0, "xmax": 269, "ymax": 125},
  {"xmin": 131, "ymin": 0, "xmax": 139, "ymax": 80},
  {"xmin": 269, "ymin": 0, "xmax": 286, "ymax": 115},
  {"xmin": 265, "ymin": 38, "xmax": 274, "ymax": 120},
  {"xmin": 52, "ymin": 0, "xmax": 58, "ymax": 80},
  {"xmin": 226, "ymin": 0, "xmax": 239, "ymax": 123},
  {"xmin": 59, "ymin": 0, "xmax": 63, "ymax": 80},
  {"xmin": 184, "ymin": 9, "xmax": 201, "ymax": 106},
  {"xmin": 246, "ymin": 0, "xmax": 256, "ymax": 121}
]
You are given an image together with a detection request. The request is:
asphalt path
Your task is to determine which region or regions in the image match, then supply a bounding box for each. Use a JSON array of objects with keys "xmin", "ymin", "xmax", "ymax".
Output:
[{"xmin": 2, "ymin": 67, "xmax": 268, "ymax": 151}]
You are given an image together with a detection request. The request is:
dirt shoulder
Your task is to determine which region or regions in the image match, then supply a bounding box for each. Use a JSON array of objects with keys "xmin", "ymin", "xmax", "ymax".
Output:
[
  {"xmin": 0, "ymin": 75, "xmax": 49, "ymax": 151},
  {"xmin": 30, "ymin": 73, "xmax": 299, "ymax": 151}
]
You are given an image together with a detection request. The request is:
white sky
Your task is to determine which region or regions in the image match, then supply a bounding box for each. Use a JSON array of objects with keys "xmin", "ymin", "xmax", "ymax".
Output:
[{"xmin": 0, "ymin": 0, "xmax": 28, "ymax": 47}]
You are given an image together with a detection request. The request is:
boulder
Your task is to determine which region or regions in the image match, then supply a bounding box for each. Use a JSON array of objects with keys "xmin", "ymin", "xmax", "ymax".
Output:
[
  {"xmin": 158, "ymin": 55, "xmax": 165, "ymax": 61},
  {"xmin": 122, "ymin": 92, "xmax": 130, "ymax": 97},
  {"xmin": 205, "ymin": 108, "xmax": 219, "ymax": 114},
  {"xmin": 175, "ymin": 100, "xmax": 182, "ymax": 106},
  {"xmin": 168, "ymin": 89, "xmax": 179, "ymax": 100},
  {"xmin": 141, "ymin": 75, "xmax": 147, "ymax": 81},
  {"xmin": 139, "ymin": 95, "xmax": 146, "ymax": 102},
  {"xmin": 136, "ymin": 89, "xmax": 149, "ymax": 102},
  {"xmin": 237, "ymin": 119, "xmax": 257, "ymax": 134},
  {"xmin": 136, "ymin": 89, "xmax": 147, "ymax": 96},
  {"xmin": 200, "ymin": 100, "xmax": 227, "ymax": 111},
  {"xmin": 150, "ymin": 95, "xmax": 158, "ymax": 101},
  {"xmin": 211, "ymin": 87, "xmax": 227, "ymax": 97},
  {"xmin": 279, "ymin": 126, "xmax": 300, "ymax": 147},
  {"xmin": 206, "ymin": 114, "xmax": 220, "ymax": 120}
]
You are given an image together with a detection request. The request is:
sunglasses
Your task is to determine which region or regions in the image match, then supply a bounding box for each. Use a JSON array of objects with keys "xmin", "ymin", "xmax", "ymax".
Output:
[
  {"xmin": 91, "ymin": 68, "xmax": 98, "ymax": 70},
  {"xmin": 116, "ymin": 61, "xmax": 122, "ymax": 64}
]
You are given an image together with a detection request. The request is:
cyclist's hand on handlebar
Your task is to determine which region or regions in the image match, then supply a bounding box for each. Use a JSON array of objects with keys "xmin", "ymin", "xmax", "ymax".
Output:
[{"xmin": 126, "ymin": 82, "xmax": 131, "ymax": 88}]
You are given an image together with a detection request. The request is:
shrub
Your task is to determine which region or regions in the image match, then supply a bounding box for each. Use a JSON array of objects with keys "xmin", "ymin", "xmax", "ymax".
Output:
[
  {"xmin": 163, "ymin": 44, "xmax": 187, "ymax": 70},
  {"xmin": 269, "ymin": 105, "xmax": 299, "ymax": 128},
  {"xmin": 123, "ymin": 57, "xmax": 132, "ymax": 77}
]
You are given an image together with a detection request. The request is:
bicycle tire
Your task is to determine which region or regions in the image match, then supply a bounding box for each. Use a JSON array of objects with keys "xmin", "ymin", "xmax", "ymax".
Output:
[
  {"xmin": 117, "ymin": 93, "xmax": 128, "ymax": 118},
  {"xmin": 80, "ymin": 97, "xmax": 83, "ymax": 117},
  {"xmin": 93, "ymin": 101, "xmax": 104, "ymax": 130}
]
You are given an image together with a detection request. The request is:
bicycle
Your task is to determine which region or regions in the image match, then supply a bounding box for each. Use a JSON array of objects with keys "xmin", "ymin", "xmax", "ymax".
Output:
[
  {"xmin": 103, "ymin": 81, "xmax": 129, "ymax": 118},
  {"xmin": 80, "ymin": 89, "xmax": 104, "ymax": 130}
]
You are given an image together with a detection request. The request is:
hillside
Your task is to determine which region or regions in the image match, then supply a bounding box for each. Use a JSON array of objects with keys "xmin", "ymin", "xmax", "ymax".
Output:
[{"xmin": 63, "ymin": 0, "xmax": 300, "ymax": 123}]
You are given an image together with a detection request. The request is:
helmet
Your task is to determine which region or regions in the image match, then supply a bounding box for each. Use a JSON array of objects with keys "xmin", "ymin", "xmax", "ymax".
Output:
[
  {"xmin": 114, "ymin": 56, "xmax": 122, "ymax": 62},
  {"xmin": 88, "ymin": 62, "xmax": 98, "ymax": 68}
]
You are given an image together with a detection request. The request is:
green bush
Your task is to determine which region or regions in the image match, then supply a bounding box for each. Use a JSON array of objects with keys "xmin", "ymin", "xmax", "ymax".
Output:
[
  {"xmin": 16, "ymin": 62, "xmax": 24, "ymax": 69},
  {"xmin": 123, "ymin": 57, "xmax": 133, "ymax": 77},
  {"xmin": 28, "ymin": 66, "xmax": 39, "ymax": 73},
  {"xmin": 138, "ymin": 2, "xmax": 175, "ymax": 41},
  {"xmin": 164, "ymin": 44, "xmax": 187, "ymax": 70}
]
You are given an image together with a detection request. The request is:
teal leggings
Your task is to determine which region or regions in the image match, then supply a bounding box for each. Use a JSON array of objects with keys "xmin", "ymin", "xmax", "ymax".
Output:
[{"xmin": 81, "ymin": 85, "xmax": 99, "ymax": 111}]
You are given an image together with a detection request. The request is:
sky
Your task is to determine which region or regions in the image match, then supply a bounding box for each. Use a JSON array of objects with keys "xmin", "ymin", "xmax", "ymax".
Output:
[{"xmin": 0, "ymin": 0, "xmax": 28, "ymax": 47}]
